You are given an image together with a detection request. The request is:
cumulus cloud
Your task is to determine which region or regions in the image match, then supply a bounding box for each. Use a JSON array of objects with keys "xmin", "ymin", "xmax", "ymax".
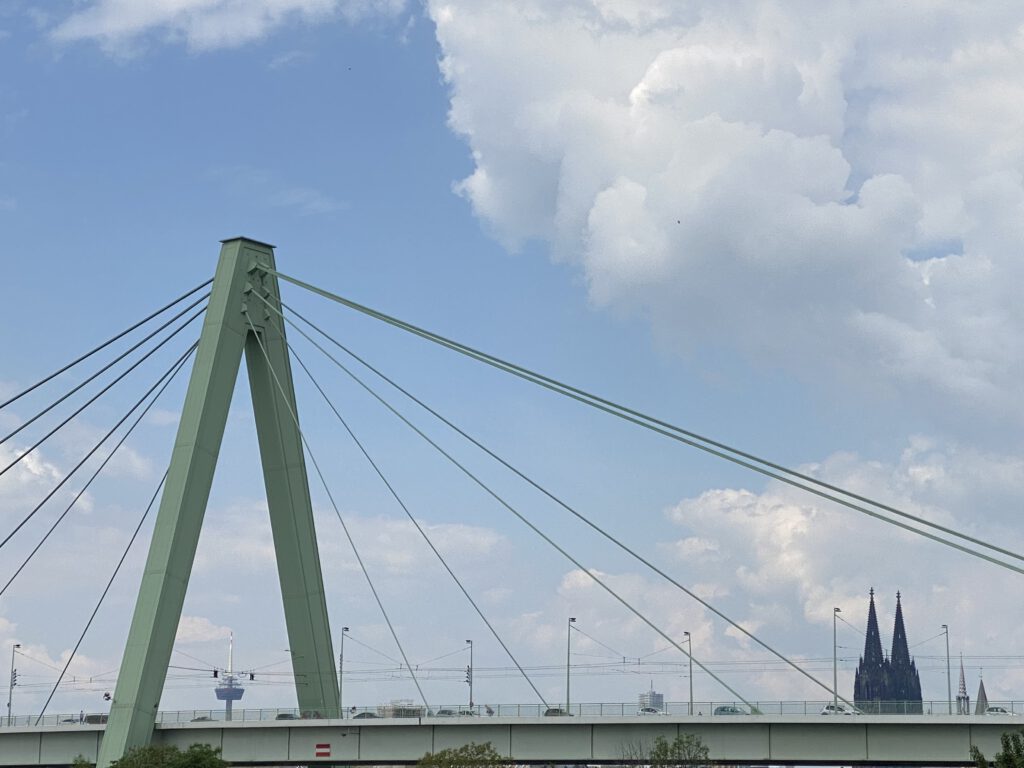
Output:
[
  {"xmin": 175, "ymin": 614, "xmax": 232, "ymax": 643},
  {"xmin": 429, "ymin": 1, "xmax": 1024, "ymax": 424},
  {"xmin": 51, "ymin": 0, "xmax": 407, "ymax": 52},
  {"xmin": 663, "ymin": 437, "xmax": 1024, "ymax": 699}
]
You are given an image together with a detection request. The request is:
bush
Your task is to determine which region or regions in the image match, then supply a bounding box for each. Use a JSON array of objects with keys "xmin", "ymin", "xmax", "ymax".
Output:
[{"xmin": 417, "ymin": 741, "xmax": 506, "ymax": 768}]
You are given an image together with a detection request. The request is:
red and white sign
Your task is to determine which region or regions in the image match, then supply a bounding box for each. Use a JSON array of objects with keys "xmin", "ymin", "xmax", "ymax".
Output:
[{"xmin": 315, "ymin": 743, "xmax": 331, "ymax": 758}]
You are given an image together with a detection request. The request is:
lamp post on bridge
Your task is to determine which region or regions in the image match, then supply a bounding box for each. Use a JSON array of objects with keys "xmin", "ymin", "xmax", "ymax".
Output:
[
  {"xmin": 466, "ymin": 639, "xmax": 473, "ymax": 710},
  {"xmin": 683, "ymin": 632, "xmax": 693, "ymax": 716},
  {"xmin": 6, "ymin": 643, "xmax": 20, "ymax": 727},
  {"xmin": 942, "ymin": 624, "xmax": 951, "ymax": 715},
  {"xmin": 833, "ymin": 607, "xmax": 841, "ymax": 712},
  {"xmin": 566, "ymin": 617, "xmax": 576, "ymax": 713},
  {"xmin": 339, "ymin": 627, "xmax": 348, "ymax": 719}
]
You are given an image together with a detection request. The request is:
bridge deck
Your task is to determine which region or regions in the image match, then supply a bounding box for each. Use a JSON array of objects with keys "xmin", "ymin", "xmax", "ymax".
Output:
[{"xmin": 0, "ymin": 715, "xmax": 1015, "ymax": 766}]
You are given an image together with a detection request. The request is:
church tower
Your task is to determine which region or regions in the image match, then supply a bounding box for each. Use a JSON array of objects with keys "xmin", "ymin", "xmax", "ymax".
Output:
[
  {"xmin": 957, "ymin": 655, "xmax": 970, "ymax": 714},
  {"xmin": 886, "ymin": 591, "xmax": 923, "ymax": 713},
  {"xmin": 854, "ymin": 588, "xmax": 887, "ymax": 712},
  {"xmin": 853, "ymin": 590, "xmax": 923, "ymax": 713}
]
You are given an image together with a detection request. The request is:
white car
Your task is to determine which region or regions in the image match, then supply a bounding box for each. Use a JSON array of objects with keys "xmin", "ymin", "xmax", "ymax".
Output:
[
  {"xmin": 985, "ymin": 706, "xmax": 1016, "ymax": 716},
  {"xmin": 820, "ymin": 704, "xmax": 861, "ymax": 715},
  {"xmin": 637, "ymin": 707, "xmax": 667, "ymax": 716}
]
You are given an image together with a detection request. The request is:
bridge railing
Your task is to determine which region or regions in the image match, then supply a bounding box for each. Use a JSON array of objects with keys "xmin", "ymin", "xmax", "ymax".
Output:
[{"xmin": 4, "ymin": 699, "xmax": 1020, "ymax": 727}]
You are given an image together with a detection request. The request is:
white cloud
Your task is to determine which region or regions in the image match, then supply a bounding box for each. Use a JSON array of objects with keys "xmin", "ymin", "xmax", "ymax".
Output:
[
  {"xmin": 428, "ymin": 1, "xmax": 1024, "ymax": 424},
  {"xmin": 51, "ymin": 0, "xmax": 407, "ymax": 52},
  {"xmin": 176, "ymin": 615, "xmax": 232, "ymax": 644},
  {"xmin": 663, "ymin": 437, "xmax": 1024, "ymax": 700}
]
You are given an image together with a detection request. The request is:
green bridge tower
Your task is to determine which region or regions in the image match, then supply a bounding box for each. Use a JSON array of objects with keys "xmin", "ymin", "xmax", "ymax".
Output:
[{"xmin": 97, "ymin": 239, "xmax": 339, "ymax": 766}]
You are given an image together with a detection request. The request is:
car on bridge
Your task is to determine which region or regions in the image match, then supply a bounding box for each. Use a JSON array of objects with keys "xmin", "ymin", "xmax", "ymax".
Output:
[
  {"xmin": 984, "ymin": 706, "xmax": 1016, "ymax": 716},
  {"xmin": 713, "ymin": 705, "xmax": 748, "ymax": 716},
  {"xmin": 820, "ymin": 704, "xmax": 862, "ymax": 715},
  {"xmin": 637, "ymin": 707, "xmax": 666, "ymax": 715}
]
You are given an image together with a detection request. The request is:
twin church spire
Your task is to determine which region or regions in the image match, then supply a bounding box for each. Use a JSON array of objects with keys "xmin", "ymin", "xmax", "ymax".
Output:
[{"xmin": 854, "ymin": 589, "xmax": 923, "ymax": 712}]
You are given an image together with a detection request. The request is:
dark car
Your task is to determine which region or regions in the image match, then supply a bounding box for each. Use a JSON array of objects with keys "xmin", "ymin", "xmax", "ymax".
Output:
[
  {"xmin": 543, "ymin": 708, "xmax": 572, "ymax": 717},
  {"xmin": 274, "ymin": 713, "xmax": 299, "ymax": 720},
  {"xmin": 353, "ymin": 712, "xmax": 379, "ymax": 719}
]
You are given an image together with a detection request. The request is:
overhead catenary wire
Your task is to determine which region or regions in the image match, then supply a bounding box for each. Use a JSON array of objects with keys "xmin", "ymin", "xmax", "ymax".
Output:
[
  {"xmin": 35, "ymin": 470, "xmax": 168, "ymax": 724},
  {"xmin": 264, "ymin": 270, "xmax": 1024, "ymax": 571},
  {"xmin": 0, "ymin": 292, "xmax": 209, "ymax": 447},
  {"xmin": 260, "ymin": 313, "xmax": 758, "ymax": 710},
  {"xmin": 282, "ymin": 332, "xmax": 549, "ymax": 708},
  {"xmin": 258, "ymin": 293, "xmax": 856, "ymax": 706},
  {"xmin": 0, "ymin": 339, "xmax": 200, "ymax": 552},
  {"xmin": 0, "ymin": 303, "xmax": 206, "ymax": 480},
  {"xmin": 0, "ymin": 278, "xmax": 211, "ymax": 412},
  {"xmin": 0, "ymin": 345, "xmax": 196, "ymax": 596},
  {"xmin": 243, "ymin": 313, "xmax": 431, "ymax": 713}
]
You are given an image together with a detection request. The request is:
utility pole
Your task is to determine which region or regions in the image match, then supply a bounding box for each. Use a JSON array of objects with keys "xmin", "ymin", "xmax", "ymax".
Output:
[
  {"xmin": 833, "ymin": 607, "xmax": 841, "ymax": 712},
  {"xmin": 683, "ymin": 632, "xmax": 693, "ymax": 716},
  {"xmin": 6, "ymin": 643, "xmax": 20, "ymax": 727},
  {"xmin": 466, "ymin": 639, "xmax": 473, "ymax": 709},
  {"xmin": 942, "ymin": 624, "xmax": 951, "ymax": 715},
  {"xmin": 566, "ymin": 617, "xmax": 576, "ymax": 713},
  {"xmin": 339, "ymin": 627, "xmax": 348, "ymax": 718}
]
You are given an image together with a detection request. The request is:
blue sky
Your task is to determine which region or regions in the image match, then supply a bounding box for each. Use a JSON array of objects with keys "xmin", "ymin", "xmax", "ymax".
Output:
[{"xmin": 1, "ymin": 1, "xmax": 1023, "ymax": 719}]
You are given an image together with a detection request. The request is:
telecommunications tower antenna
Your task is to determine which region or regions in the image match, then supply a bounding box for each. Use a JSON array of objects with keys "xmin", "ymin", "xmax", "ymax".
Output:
[{"xmin": 214, "ymin": 633, "xmax": 244, "ymax": 720}]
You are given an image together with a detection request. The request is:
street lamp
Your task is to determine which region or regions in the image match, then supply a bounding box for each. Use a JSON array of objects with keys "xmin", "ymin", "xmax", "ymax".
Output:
[
  {"xmin": 833, "ymin": 608, "xmax": 841, "ymax": 712},
  {"xmin": 466, "ymin": 640, "xmax": 473, "ymax": 709},
  {"xmin": 7, "ymin": 643, "xmax": 20, "ymax": 727},
  {"xmin": 338, "ymin": 627, "xmax": 349, "ymax": 719},
  {"xmin": 683, "ymin": 632, "xmax": 693, "ymax": 716},
  {"xmin": 942, "ymin": 624, "xmax": 951, "ymax": 715},
  {"xmin": 566, "ymin": 617, "xmax": 576, "ymax": 713}
]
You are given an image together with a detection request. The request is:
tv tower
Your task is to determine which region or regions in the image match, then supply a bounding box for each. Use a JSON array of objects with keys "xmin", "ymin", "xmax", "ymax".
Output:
[{"xmin": 215, "ymin": 633, "xmax": 244, "ymax": 721}]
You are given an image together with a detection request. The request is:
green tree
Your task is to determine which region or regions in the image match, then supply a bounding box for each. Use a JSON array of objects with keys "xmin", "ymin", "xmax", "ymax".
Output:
[
  {"xmin": 622, "ymin": 734, "xmax": 712, "ymax": 767},
  {"xmin": 107, "ymin": 743, "xmax": 227, "ymax": 768},
  {"xmin": 417, "ymin": 741, "xmax": 506, "ymax": 768},
  {"xmin": 651, "ymin": 734, "xmax": 712, "ymax": 767},
  {"xmin": 972, "ymin": 731, "xmax": 1024, "ymax": 768}
]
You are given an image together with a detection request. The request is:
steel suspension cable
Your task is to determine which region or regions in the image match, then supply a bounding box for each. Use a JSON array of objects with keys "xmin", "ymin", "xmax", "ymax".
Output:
[
  {"xmin": 1, "ymin": 292, "xmax": 209, "ymax": 447},
  {"xmin": 243, "ymin": 314, "xmax": 431, "ymax": 713},
  {"xmin": 0, "ymin": 340, "xmax": 200, "ymax": 552},
  {"xmin": 0, "ymin": 278, "xmax": 211, "ymax": 412},
  {"xmin": 266, "ymin": 300, "xmax": 856, "ymax": 708},
  {"xmin": 282, "ymin": 333, "xmax": 550, "ymax": 709},
  {"xmin": 0, "ymin": 305, "xmax": 206, "ymax": 480},
  {"xmin": 262, "ymin": 271, "xmax": 1023, "ymax": 571},
  {"xmin": 35, "ymin": 471, "xmax": 168, "ymax": 724},
  {"xmin": 262, "ymin": 324, "xmax": 756, "ymax": 708},
  {"xmin": 255, "ymin": 296, "xmax": 860, "ymax": 703},
  {"xmin": 0, "ymin": 346, "xmax": 195, "ymax": 597}
]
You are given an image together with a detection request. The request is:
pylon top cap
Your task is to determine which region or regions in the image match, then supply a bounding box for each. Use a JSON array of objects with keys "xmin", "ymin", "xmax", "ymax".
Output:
[{"xmin": 220, "ymin": 236, "xmax": 276, "ymax": 249}]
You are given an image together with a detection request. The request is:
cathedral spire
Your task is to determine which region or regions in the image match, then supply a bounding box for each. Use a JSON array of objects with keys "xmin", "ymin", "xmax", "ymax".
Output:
[
  {"xmin": 862, "ymin": 588, "xmax": 884, "ymax": 666},
  {"xmin": 957, "ymin": 654, "xmax": 970, "ymax": 714},
  {"xmin": 890, "ymin": 591, "xmax": 912, "ymax": 667}
]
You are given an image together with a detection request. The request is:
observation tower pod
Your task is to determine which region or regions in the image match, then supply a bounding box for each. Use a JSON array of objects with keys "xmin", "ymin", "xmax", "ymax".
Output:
[{"xmin": 214, "ymin": 633, "xmax": 244, "ymax": 721}]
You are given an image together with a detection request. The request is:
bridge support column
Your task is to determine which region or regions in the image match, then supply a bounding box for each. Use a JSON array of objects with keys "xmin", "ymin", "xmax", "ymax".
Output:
[{"xmin": 97, "ymin": 238, "xmax": 339, "ymax": 767}]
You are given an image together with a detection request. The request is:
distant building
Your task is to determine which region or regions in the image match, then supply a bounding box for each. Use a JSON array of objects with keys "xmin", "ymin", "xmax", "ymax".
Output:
[
  {"xmin": 956, "ymin": 656, "xmax": 970, "ymax": 714},
  {"xmin": 639, "ymin": 688, "xmax": 664, "ymax": 711},
  {"xmin": 853, "ymin": 589, "xmax": 923, "ymax": 714},
  {"xmin": 975, "ymin": 676, "xmax": 989, "ymax": 715}
]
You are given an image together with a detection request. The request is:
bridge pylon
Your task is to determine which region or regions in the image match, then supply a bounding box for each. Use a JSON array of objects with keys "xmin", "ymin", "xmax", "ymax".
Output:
[{"xmin": 98, "ymin": 238, "xmax": 339, "ymax": 766}]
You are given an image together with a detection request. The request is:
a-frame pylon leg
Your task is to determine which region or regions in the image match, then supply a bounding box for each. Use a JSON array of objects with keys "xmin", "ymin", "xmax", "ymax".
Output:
[{"xmin": 98, "ymin": 239, "xmax": 338, "ymax": 766}]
